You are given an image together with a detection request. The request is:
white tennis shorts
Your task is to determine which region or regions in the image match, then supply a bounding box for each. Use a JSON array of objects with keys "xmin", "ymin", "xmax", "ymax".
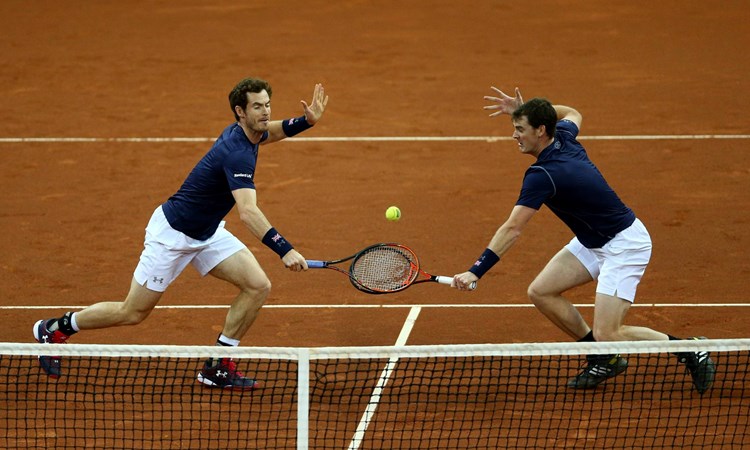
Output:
[
  {"xmin": 565, "ymin": 218, "xmax": 652, "ymax": 302},
  {"xmin": 133, "ymin": 206, "xmax": 246, "ymax": 292}
]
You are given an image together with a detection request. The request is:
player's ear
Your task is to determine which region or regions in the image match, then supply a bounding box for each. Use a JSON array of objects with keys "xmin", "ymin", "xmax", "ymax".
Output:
[
  {"xmin": 234, "ymin": 105, "xmax": 245, "ymax": 119},
  {"xmin": 537, "ymin": 124, "xmax": 546, "ymax": 137}
]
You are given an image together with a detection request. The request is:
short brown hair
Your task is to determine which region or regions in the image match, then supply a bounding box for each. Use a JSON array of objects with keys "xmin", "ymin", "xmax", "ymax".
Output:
[
  {"xmin": 512, "ymin": 98, "xmax": 557, "ymax": 138},
  {"xmin": 229, "ymin": 78, "xmax": 272, "ymax": 120}
]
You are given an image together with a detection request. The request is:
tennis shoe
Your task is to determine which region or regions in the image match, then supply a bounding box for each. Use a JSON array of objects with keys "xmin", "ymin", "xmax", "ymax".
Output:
[
  {"xmin": 197, "ymin": 358, "xmax": 260, "ymax": 390},
  {"xmin": 567, "ymin": 354, "xmax": 628, "ymax": 389},
  {"xmin": 33, "ymin": 319, "xmax": 69, "ymax": 379},
  {"xmin": 677, "ymin": 337, "xmax": 716, "ymax": 394}
]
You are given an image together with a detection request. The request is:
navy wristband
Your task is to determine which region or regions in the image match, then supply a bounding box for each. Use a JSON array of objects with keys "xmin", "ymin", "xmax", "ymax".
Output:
[
  {"xmin": 281, "ymin": 116, "xmax": 312, "ymax": 137},
  {"xmin": 262, "ymin": 227, "xmax": 294, "ymax": 258},
  {"xmin": 467, "ymin": 248, "xmax": 500, "ymax": 279}
]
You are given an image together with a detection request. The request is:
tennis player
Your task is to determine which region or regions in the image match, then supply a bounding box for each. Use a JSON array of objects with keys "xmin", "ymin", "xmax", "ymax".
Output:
[
  {"xmin": 452, "ymin": 87, "xmax": 715, "ymax": 393},
  {"xmin": 33, "ymin": 77, "xmax": 328, "ymax": 389}
]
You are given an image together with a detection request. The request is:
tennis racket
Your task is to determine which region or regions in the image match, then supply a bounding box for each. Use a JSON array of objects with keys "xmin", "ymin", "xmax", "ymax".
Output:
[{"xmin": 306, "ymin": 243, "xmax": 477, "ymax": 294}]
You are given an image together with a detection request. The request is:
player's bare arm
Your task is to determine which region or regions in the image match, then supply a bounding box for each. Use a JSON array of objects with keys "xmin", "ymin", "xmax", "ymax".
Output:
[
  {"xmin": 232, "ymin": 188, "xmax": 308, "ymax": 271},
  {"xmin": 552, "ymin": 105, "xmax": 583, "ymax": 129},
  {"xmin": 484, "ymin": 86, "xmax": 524, "ymax": 117},
  {"xmin": 233, "ymin": 188, "xmax": 273, "ymax": 238},
  {"xmin": 264, "ymin": 83, "xmax": 329, "ymax": 144},
  {"xmin": 453, "ymin": 205, "xmax": 537, "ymax": 290},
  {"xmin": 487, "ymin": 205, "xmax": 537, "ymax": 257}
]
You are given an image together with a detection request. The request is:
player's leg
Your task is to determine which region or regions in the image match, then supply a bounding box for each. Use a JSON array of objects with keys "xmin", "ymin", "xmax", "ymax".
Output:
[
  {"xmin": 592, "ymin": 293, "xmax": 667, "ymax": 342},
  {"xmin": 33, "ymin": 206, "xmax": 187, "ymax": 378},
  {"xmin": 572, "ymin": 218, "xmax": 714, "ymax": 392},
  {"xmin": 33, "ymin": 278, "xmax": 165, "ymax": 378},
  {"xmin": 529, "ymin": 242, "xmax": 630, "ymax": 389},
  {"xmin": 563, "ymin": 293, "xmax": 634, "ymax": 389},
  {"xmin": 527, "ymin": 245, "xmax": 594, "ymax": 340},
  {"xmin": 207, "ymin": 247, "xmax": 271, "ymax": 340},
  {"xmin": 74, "ymin": 279, "xmax": 165, "ymax": 329},
  {"xmin": 193, "ymin": 229, "xmax": 268, "ymax": 389},
  {"xmin": 591, "ymin": 293, "xmax": 715, "ymax": 393}
]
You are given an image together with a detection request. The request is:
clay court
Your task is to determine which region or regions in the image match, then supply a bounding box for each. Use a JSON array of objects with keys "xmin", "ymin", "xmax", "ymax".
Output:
[{"xmin": 0, "ymin": 1, "xmax": 748, "ymax": 448}]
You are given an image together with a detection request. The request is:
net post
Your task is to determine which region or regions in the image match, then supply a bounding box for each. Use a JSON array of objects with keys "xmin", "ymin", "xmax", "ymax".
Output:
[{"xmin": 297, "ymin": 347, "xmax": 310, "ymax": 450}]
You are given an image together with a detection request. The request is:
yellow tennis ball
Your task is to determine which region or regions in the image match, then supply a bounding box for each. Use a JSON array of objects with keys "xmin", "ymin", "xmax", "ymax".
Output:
[{"xmin": 385, "ymin": 206, "xmax": 401, "ymax": 221}]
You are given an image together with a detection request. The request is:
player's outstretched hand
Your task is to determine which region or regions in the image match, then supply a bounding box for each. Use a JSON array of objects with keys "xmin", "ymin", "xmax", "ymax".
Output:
[
  {"xmin": 452, "ymin": 271, "xmax": 479, "ymax": 291},
  {"xmin": 302, "ymin": 83, "xmax": 329, "ymax": 125},
  {"xmin": 282, "ymin": 249, "xmax": 309, "ymax": 272},
  {"xmin": 484, "ymin": 86, "xmax": 523, "ymax": 117}
]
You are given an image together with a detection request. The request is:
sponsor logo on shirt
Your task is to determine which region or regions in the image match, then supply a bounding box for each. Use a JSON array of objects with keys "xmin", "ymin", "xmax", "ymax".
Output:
[{"xmin": 234, "ymin": 173, "xmax": 253, "ymax": 179}]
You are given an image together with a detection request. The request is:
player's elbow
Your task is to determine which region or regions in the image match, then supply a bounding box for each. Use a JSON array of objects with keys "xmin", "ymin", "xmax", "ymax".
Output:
[{"xmin": 500, "ymin": 223, "xmax": 524, "ymax": 243}]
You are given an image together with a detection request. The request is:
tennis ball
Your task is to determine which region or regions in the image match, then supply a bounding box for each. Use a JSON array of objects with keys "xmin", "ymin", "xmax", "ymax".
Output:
[{"xmin": 385, "ymin": 206, "xmax": 401, "ymax": 221}]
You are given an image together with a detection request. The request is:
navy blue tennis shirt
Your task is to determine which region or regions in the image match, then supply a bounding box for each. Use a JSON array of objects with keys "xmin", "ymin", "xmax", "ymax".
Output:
[
  {"xmin": 516, "ymin": 120, "xmax": 635, "ymax": 248},
  {"xmin": 162, "ymin": 123, "xmax": 268, "ymax": 240}
]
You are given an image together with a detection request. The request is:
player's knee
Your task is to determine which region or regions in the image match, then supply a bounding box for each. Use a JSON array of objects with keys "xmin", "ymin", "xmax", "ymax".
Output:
[
  {"xmin": 527, "ymin": 282, "xmax": 549, "ymax": 305},
  {"xmin": 241, "ymin": 277, "xmax": 271, "ymax": 299}
]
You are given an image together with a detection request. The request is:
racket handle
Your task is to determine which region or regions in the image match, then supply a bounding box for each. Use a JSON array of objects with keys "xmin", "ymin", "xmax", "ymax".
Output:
[
  {"xmin": 306, "ymin": 260, "xmax": 327, "ymax": 268},
  {"xmin": 435, "ymin": 276, "xmax": 454, "ymax": 285},
  {"xmin": 435, "ymin": 276, "xmax": 477, "ymax": 290}
]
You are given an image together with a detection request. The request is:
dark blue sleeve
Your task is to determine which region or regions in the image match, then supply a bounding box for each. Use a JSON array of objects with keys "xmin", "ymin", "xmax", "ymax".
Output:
[
  {"xmin": 224, "ymin": 151, "xmax": 256, "ymax": 190},
  {"xmin": 516, "ymin": 167, "xmax": 555, "ymax": 210},
  {"xmin": 556, "ymin": 120, "xmax": 579, "ymax": 139}
]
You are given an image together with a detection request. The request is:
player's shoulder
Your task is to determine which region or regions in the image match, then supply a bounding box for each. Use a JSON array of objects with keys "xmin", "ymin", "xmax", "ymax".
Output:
[
  {"xmin": 556, "ymin": 119, "xmax": 579, "ymax": 137},
  {"xmin": 524, "ymin": 164, "xmax": 554, "ymax": 182}
]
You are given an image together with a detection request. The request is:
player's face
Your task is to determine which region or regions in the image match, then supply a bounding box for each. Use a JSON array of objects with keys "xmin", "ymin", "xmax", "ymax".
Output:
[
  {"xmin": 511, "ymin": 116, "xmax": 546, "ymax": 156},
  {"xmin": 238, "ymin": 90, "xmax": 271, "ymax": 132}
]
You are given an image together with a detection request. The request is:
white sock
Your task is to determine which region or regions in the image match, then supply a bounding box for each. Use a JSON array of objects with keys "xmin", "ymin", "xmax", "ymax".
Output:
[
  {"xmin": 70, "ymin": 312, "xmax": 80, "ymax": 332},
  {"xmin": 217, "ymin": 334, "xmax": 240, "ymax": 347}
]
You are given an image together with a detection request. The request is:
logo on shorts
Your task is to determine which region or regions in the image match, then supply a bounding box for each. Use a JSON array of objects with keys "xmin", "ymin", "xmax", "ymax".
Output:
[
  {"xmin": 233, "ymin": 173, "xmax": 253, "ymax": 179},
  {"xmin": 152, "ymin": 276, "xmax": 164, "ymax": 285}
]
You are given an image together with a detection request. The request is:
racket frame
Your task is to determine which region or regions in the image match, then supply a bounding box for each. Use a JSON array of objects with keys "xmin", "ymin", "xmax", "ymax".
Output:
[{"xmin": 307, "ymin": 243, "xmax": 475, "ymax": 294}]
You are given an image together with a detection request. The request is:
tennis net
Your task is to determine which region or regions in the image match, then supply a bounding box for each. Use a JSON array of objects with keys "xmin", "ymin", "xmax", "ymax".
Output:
[{"xmin": 0, "ymin": 339, "xmax": 748, "ymax": 449}]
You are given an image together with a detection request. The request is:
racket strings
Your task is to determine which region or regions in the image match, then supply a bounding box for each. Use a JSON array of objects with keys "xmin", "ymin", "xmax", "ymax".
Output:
[{"xmin": 351, "ymin": 246, "xmax": 418, "ymax": 292}]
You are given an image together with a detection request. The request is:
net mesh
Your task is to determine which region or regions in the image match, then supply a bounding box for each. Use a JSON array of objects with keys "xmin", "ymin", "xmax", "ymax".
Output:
[
  {"xmin": 1, "ymin": 340, "xmax": 748, "ymax": 449},
  {"xmin": 350, "ymin": 245, "xmax": 418, "ymax": 292}
]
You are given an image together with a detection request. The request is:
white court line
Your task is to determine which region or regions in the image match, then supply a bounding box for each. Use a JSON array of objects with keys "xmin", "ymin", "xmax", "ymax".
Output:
[
  {"xmin": 347, "ymin": 306, "xmax": 422, "ymax": 450},
  {"xmin": 1, "ymin": 303, "xmax": 749, "ymax": 310},
  {"xmin": 0, "ymin": 134, "xmax": 749, "ymax": 144}
]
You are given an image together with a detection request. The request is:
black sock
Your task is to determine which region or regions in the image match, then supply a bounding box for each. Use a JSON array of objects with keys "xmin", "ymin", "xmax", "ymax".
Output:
[
  {"xmin": 57, "ymin": 312, "xmax": 77, "ymax": 336},
  {"xmin": 578, "ymin": 330, "xmax": 595, "ymax": 342},
  {"xmin": 578, "ymin": 330, "xmax": 616, "ymax": 362},
  {"xmin": 47, "ymin": 312, "xmax": 77, "ymax": 336}
]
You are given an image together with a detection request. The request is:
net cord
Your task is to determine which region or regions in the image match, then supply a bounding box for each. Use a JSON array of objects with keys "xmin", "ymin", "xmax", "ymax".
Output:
[{"xmin": 5, "ymin": 339, "xmax": 749, "ymax": 360}]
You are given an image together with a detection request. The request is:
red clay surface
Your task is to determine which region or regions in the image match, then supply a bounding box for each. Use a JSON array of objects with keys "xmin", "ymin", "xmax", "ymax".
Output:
[
  {"xmin": 0, "ymin": 2, "xmax": 749, "ymax": 447},
  {"xmin": 1, "ymin": 1, "xmax": 748, "ymax": 346}
]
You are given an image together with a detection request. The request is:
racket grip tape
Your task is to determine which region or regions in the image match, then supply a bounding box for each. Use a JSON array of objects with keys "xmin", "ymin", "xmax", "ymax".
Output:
[
  {"xmin": 306, "ymin": 260, "xmax": 327, "ymax": 268},
  {"xmin": 435, "ymin": 276, "xmax": 477, "ymax": 290}
]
